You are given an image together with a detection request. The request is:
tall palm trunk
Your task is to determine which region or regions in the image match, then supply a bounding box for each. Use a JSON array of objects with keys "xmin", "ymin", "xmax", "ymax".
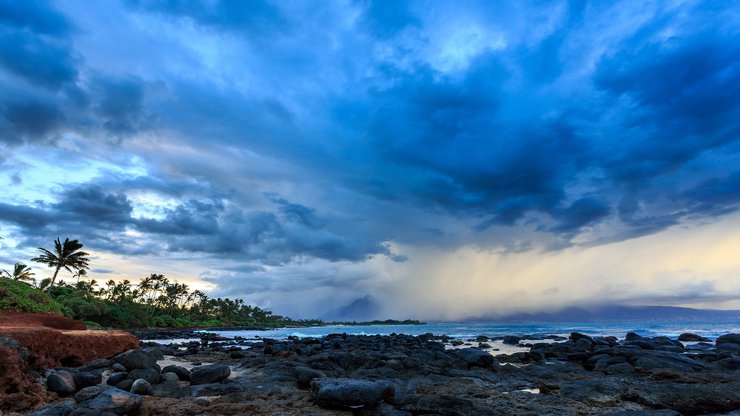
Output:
[{"xmin": 47, "ymin": 265, "xmax": 62, "ymax": 293}]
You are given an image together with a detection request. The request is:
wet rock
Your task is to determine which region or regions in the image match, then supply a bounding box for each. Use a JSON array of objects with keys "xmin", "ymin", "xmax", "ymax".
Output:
[
  {"xmin": 130, "ymin": 379, "xmax": 153, "ymax": 395},
  {"xmin": 128, "ymin": 368, "xmax": 160, "ymax": 384},
  {"xmin": 73, "ymin": 372, "xmax": 101, "ymax": 391},
  {"xmin": 716, "ymin": 333, "xmax": 740, "ymax": 346},
  {"xmin": 603, "ymin": 411, "xmax": 681, "ymax": 416},
  {"xmin": 395, "ymin": 394, "xmax": 500, "ymax": 416},
  {"xmin": 110, "ymin": 363, "xmax": 126, "ymax": 373},
  {"xmin": 161, "ymin": 365, "xmax": 190, "ymax": 381},
  {"xmin": 47, "ymin": 371, "xmax": 76, "ymax": 396},
  {"xmin": 105, "ymin": 372, "xmax": 128, "ymax": 386},
  {"xmin": 115, "ymin": 379, "xmax": 133, "ymax": 392},
  {"xmin": 456, "ymin": 348, "xmax": 494, "ymax": 367},
  {"xmin": 76, "ymin": 387, "xmax": 142, "ymax": 415},
  {"xmin": 152, "ymin": 372, "xmax": 188, "ymax": 398},
  {"xmin": 113, "ymin": 349, "xmax": 158, "ymax": 371},
  {"xmin": 27, "ymin": 399, "xmax": 77, "ymax": 416},
  {"xmin": 77, "ymin": 359, "xmax": 111, "ymax": 372},
  {"xmin": 190, "ymin": 364, "xmax": 231, "ymax": 385},
  {"xmin": 624, "ymin": 382, "xmax": 740, "ymax": 414},
  {"xmin": 677, "ymin": 333, "xmax": 710, "ymax": 342},
  {"xmin": 295, "ymin": 366, "xmax": 326, "ymax": 388},
  {"xmin": 502, "ymin": 336, "xmax": 521, "ymax": 345},
  {"xmin": 310, "ymin": 378, "xmax": 394, "ymax": 408}
]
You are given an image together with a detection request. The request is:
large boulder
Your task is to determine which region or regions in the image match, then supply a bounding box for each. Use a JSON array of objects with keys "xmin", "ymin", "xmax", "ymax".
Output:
[
  {"xmin": 75, "ymin": 387, "xmax": 142, "ymax": 415},
  {"xmin": 130, "ymin": 379, "xmax": 153, "ymax": 395},
  {"xmin": 311, "ymin": 378, "xmax": 394, "ymax": 408},
  {"xmin": 128, "ymin": 368, "xmax": 160, "ymax": 384},
  {"xmin": 295, "ymin": 366, "xmax": 326, "ymax": 388},
  {"xmin": 47, "ymin": 371, "xmax": 76, "ymax": 396},
  {"xmin": 716, "ymin": 333, "xmax": 740, "ymax": 346},
  {"xmin": 457, "ymin": 348, "xmax": 494, "ymax": 367},
  {"xmin": 190, "ymin": 364, "xmax": 231, "ymax": 385},
  {"xmin": 678, "ymin": 333, "xmax": 711, "ymax": 342},
  {"xmin": 113, "ymin": 349, "xmax": 158, "ymax": 371},
  {"xmin": 502, "ymin": 336, "xmax": 521, "ymax": 345},
  {"xmin": 161, "ymin": 365, "xmax": 190, "ymax": 381}
]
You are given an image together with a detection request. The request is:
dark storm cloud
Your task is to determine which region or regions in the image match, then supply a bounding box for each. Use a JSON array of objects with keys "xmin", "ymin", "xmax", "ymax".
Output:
[
  {"xmin": 595, "ymin": 32, "xmax": 740, "ymax": 182},
  {"xmin": 0, "ymin": 181, "xmax": 390, "ymax": 264},
  {"xmin": 0, "ymin": 0, "xmax": 71, "ymax": 35},
  {"xmin": 0, "ymin": 29, "xmax": 77, "ymax": 90},
  {"xmin": 90, "ymin": 76, "xmax": 148, "ymax": 134},
  {"xmin": 2, "ymin": 0, "xmax": 740, "ymax": 266},
  {"xmin": 128, "ymin": 0, "xmax": 288, "ymax": 38},
  {"xmin": 358, "ymin": 0, "xmax": 420, "ymax": 38},
  {"xmin": 54, "ymin": 185, "xmax": 133, "ymax": 226},
  {"xmin": 0, "ymin": 99, "xmax": 65, "ymax": 144}
]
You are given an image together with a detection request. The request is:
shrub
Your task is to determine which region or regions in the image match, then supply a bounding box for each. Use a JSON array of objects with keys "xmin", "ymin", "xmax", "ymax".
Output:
[{"xmin": 0, "ymin": 278, "xmax": 62, "ymax": 314}]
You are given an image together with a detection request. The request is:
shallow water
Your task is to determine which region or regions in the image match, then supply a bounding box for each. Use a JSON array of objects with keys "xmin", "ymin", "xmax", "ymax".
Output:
[{"xmin": 199, "ymin": 320, "xmax": 739, "ymax": 341}]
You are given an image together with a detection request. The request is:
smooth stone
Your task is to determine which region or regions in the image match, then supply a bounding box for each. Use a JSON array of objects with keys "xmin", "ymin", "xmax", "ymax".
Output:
[
  {"xmin": 27, "ymin": 399, "xmax": 76, "ymax": 416},
  {"xmin": 47, "ymin": 371, "xmax": 77, "ymax": 396},
  {"xmin": 295, "ymin": 366, "xmax": 327, "ymax": 388},
  {"xmin": 456, "ymin": 348, "xmax": 494, "ymax": 367},
  {"xmin": 113, "ymin": 349, "xmax": 158, "ymax": 371},
  {"xmin": 130, "ymin": 379, "xmax": 153, "ymax": 395},
  {"xmin": 311, "ymin": 378, "xmax": 394, "ymax": 408},
  {"xmin": 190, "ymin": 364, "xmax": 231, "ymax": 385},
  {"xmin": 161, "ymin": 365, "xmax": 191, "ymax": 381},
  {"xmin": 502, "ymin": 336, "xmax": 521, "ymax": 345},
  {"xmin": 79, "ymin": 387, "xmax": 143, "ymax": 415},
  {"xmin": 128, "ymin": 368, "xmax": 160, "ymax": 384},
  {"xmin": 716, "ymin": 333, "xmax": 740, "ymax": 346},
  {"xmin": 73, "ymin": 372, "xmax": 101, "ymax": 391},
  {"xmin": 106, "ymin": 372, "xmax": 128, "ymax": 386}
]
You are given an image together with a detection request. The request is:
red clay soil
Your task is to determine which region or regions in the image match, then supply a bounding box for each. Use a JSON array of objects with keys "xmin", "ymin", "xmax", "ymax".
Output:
[{"xmin": 0, "ymin": 312, "xmax": 139, "ymax": 412}]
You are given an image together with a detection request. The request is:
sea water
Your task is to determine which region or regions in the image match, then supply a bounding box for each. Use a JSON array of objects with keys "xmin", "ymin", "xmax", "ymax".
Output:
[{"xmin": 201, "ymin": 321, "xmax": 740, "ymax": 341}]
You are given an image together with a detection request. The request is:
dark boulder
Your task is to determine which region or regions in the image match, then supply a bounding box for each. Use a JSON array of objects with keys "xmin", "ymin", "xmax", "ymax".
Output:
[
  {"xmin": 294, "ymin": 366, "xmax": 326, "ymax": 388},
  {"xmin": 27, "ymin": 399, "xmax": 77, "ymax": 416},
  {"xmin": 456, "ymin": 348, "xmax": 494, "ymax": 367},
  {"xmin": 47, "ymin": 371, "xmax": 76, "ymax": 396},
  {"xmin": 73, "ymin": 372, "xmax": 101, "ymax": 391},
  {"xmin": 161, "ymin": 364, "xmax": 191, "ymax": 381},
  {"xmin": 678, "ymin": 333, "xmax": 711, "ymax": 342},
  {"xmin": 502, "ymin": 336, "xmax": 521, "ymax": 345},
  {"xmin": 106, "ymin": 372, "xmax": 128, "ymax": 386},
  {"xmin": 190, "ymin": 364, "xmax": 231, "ymax": 385},
  {"xmin": 569, "ymin": 332, "xmax": 594, "ymax": 343},
  {"xmin": 77, "ymin": 359, "xmax": 111, "ymax": 372},
  {"xmin": 112, "ymin": 349, "xmax": 158, "ymax": 371},
  {"xmin": 716, "ymin": 333, "xmax": 740, "ymax": 346},
  {"xmin": 310, "ymin": 378, "xmax": 394, "ymax": 408},
  {"xmin": 130, "ymin": 379, "xmax": 153, "ymax": 395},
  {"xmin": 76, "ymin": 387, "xmax": 142, "ymax": 415},
  {"xmin": 128, "ymin": 368, "xmax": 160, "ymax": 384}
]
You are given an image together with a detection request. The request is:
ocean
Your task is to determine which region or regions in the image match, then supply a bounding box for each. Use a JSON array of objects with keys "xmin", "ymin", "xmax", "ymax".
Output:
[{"xmin": 201, "ymin": 321, "xmax": 740, "ymax": 341}]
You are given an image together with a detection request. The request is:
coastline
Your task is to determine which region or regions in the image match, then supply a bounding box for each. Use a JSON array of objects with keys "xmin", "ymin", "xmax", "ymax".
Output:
[{"xmin": 4, "ymin": 321, "xmax": 737, "ymax": 415}]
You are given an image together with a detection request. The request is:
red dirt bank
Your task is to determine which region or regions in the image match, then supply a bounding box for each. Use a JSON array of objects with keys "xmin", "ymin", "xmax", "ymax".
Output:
[{"xmin": 0, "ymin": 312, "xmax": 139, "ymax": 412}]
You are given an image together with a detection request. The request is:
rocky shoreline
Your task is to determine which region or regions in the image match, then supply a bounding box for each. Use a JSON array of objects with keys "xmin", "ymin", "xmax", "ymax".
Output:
[{"xmin": 4, "ymin": 329, "xmax": 739, "ymax": 415}]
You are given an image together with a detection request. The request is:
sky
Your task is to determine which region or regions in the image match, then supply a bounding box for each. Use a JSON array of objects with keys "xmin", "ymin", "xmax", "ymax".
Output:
[{"xmin": 0, "ymin": 0, "xmax": 739, "ymax": 320}]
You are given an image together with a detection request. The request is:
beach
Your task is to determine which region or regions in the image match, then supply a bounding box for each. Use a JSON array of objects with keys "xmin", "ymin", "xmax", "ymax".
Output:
[{"xmin": 6, "ymin": 321, "xmax": 739, "ymax": 415}]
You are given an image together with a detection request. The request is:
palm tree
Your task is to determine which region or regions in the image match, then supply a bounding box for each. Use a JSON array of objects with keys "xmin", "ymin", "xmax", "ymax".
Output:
[
  {"xmin": 31, "ymin": 237, "xmax": 90, "ymax": 293},
  {"xmin": 1, "ymin": 263, "xmax": 35, "ymax": 281}
]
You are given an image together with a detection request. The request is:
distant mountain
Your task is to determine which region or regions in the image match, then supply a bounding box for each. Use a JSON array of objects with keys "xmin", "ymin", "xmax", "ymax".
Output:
[
  {"xmin": 466, "ymin": 305, "xmax": 740, "ymax": 323},
  {"xmin": 322, "ymin": 295, "xmax": 381, "ymax": 322}
]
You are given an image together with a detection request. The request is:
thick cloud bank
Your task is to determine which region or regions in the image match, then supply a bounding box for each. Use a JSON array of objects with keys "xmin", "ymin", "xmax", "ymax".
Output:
[{"xmin": 0, "ymin": 0, "xmax": 739, "ymax": 318}]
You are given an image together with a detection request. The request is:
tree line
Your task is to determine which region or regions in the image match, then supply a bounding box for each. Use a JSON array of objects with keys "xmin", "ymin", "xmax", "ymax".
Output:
[{"xmin": 1, "ymin": 237, "xmax": 321, "ymax": 328}]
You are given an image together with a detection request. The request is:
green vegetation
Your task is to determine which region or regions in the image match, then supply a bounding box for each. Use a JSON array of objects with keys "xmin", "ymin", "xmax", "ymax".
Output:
[
  {"xmin": 31, "ymin": 238, "xmax": 90, "ymax": 293},
  {"xmin": 0, "ymin": 278, "xmax": 62, "ymax": 314},
  {"xmin": 2, "ymin": 236, "xmax": 423, "ymax": 329},
  {"xmin": 1, "ymin": 263, "xmax": 35, "ymax": 281}
]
